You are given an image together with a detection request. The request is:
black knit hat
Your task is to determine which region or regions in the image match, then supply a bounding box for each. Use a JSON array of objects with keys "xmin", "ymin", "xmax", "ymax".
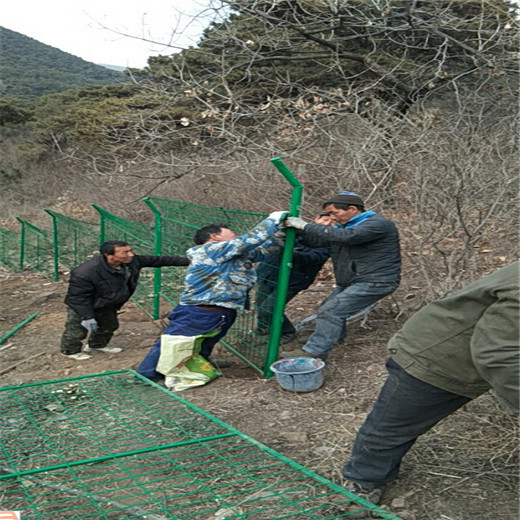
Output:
[{"xmin": 324, "ymin": 191, "xmax": 365, "ymax": 208}]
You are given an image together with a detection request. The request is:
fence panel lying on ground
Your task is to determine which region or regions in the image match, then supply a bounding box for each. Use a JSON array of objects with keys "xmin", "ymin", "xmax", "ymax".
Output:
[{"xmin": 0, "ymin": 371, "xmax": 403, "ymax": 520}]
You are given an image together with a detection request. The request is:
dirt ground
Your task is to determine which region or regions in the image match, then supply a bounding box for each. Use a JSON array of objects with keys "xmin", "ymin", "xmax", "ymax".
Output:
[{"xmin": 0, "ymin": 265, "xmax": 518, "ymax": 520}]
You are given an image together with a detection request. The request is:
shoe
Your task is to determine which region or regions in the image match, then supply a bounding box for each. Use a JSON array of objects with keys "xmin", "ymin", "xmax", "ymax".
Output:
[
  {"xmin": 280, "ymin": 348, "xmax": 327, "ymax": 360},
  {"xmin": 280, "ymin": 332, "xmax": 296, "ymax": 344},
  {"xmin": 208, "ymin": 357, "xmax": 234, "ymax": 368},
  {"xmin": 62, "ymin": 352, "xmax": 91, "ymax": 361},
  {"xmin": 332, "ymin": 481, "xmax": 385, "ymax": 519},
  {"xmin": 254, "ymin": 328, "xmax": 268, "ymax": 336},
  {"xmin": 345, "ymin": 481, "xmax": 385, "ymax": 506},
  {"xmin": 87, "ymin": 346, "xmax": 123, "ymax": 354}
]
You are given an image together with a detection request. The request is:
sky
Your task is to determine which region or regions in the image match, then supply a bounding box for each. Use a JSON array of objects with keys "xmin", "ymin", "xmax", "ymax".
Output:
[{"xmin": 2, "ymin": 0, "xmax": 216, "ymax": 68}]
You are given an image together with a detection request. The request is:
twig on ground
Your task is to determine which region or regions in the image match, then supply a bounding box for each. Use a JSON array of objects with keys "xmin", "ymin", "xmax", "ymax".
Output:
[{"xmin": 0, "ymin": 352, "xmax": 46, "ymax": 376}]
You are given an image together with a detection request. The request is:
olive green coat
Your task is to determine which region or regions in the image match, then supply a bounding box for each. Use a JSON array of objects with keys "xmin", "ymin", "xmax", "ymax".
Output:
[{"xmin": 389, "ymin": 262, "xmax": 519, "ymax": 414}]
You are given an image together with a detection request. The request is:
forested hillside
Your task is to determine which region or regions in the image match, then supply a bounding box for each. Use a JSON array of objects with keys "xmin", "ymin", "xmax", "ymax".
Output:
[
  {"xmin": 0, "ymin": 4, "xmax": 518, "ymax": 520},
  {"xmin": 0, "ymin": 0, "xmax": 518, "ymax": 307},
  {"xmin": 0, "ymin": 26, "xmax": 127, "ymax": 97}
]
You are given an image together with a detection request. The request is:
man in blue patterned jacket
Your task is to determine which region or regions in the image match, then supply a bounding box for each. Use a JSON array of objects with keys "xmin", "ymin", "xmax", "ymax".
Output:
[{"xmin": 137, "ymin": 212, "xmax": 286, "ymax": 381}]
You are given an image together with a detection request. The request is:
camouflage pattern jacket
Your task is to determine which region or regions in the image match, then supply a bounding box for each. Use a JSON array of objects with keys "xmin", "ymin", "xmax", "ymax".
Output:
[{"xmin": 179, "ymin": 217, "xmax": 283, "ymax": 310}]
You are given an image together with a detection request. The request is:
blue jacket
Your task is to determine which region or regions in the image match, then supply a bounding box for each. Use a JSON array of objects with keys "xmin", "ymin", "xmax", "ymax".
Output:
[{"xmin": 179, "ymin": 217, "xmax": 283, "ymax": 309}]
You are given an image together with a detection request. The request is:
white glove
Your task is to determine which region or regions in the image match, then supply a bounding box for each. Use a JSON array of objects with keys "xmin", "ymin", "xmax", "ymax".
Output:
[
  {"xmin": 273, "ymin": 230, "xmax": 286, "ymax": 241},
  {"xmin": 285, "ymin": 216, "xmax": 309, "ymax": 230},
  {"xmin": 81, "ymin": 319, "xmax": 99, "ymax": 332},
  {"xmin": 267, "ymin": 211, "xmax": 289, "ymax": 224}
]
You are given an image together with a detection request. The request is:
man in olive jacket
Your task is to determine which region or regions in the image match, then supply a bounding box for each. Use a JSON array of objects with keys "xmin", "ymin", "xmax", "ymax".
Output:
[
  {"xmin": 60, "ymin": 240, "xmax": 189, "ymax": 360},
  {"xmin": 341, "ymin": 262, "xmax": 519, "ymax": 506}
]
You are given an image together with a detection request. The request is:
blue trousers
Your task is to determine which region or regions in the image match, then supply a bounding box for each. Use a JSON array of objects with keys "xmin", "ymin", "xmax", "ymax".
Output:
[
  {"xmin": 343, "ymin": 358, "xmax": 471, "ymax": 489},
  {"xmin": 136, "ymin": 305, "xmax": 237, "ymax": 381},
  {"xmin": 303, "ymin": 281, "xmax": 398, "ymax": 356}
]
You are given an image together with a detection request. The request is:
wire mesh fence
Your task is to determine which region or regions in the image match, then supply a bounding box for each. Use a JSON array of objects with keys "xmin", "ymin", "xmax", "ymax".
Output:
[
  {"xmin": 0, "ymin": 227, "xmax": 21, "ymax": 271},
  {"xmin": 16, "ymin": 217, "xmax": 55, "ymax": 279},
  {"xmin": 0, "ymin": 371, "xmax": 403, "ymax": 520},
  {"xmin": 45, "ymin": 209, "xmax": 99, "ymax": 270},
  {"xmin": 0, "ymin": 160, "xmax": 324, "ymax": 376},
  {"xmin": 95, "ymin": 204, "xmax": 162, "ymax": 319},
  {"xmin": 144, "ymin": 196, "xmax": 278, "ymax": 375},
  {"xmin": 3, "ymin": 200, "xmax": 291, "ymax": 376}
]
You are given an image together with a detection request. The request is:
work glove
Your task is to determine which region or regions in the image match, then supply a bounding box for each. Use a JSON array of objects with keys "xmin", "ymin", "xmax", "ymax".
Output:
[
  {"xmin": 267, "ymin": 211, "xmax": 289, "ymax": 224},
  {"xmin": 273, "ymin": 230, "xmax": 286, "ymax": 240},
  {"xmin": 81, "ymin": 319, "xmax": 99, "ymax": 332},
  {"xmin": 285, "ymin": 216, "xmax": 309, "ymax": 230}
]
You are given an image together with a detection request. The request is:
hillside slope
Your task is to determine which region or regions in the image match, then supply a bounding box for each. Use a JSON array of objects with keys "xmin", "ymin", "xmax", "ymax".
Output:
[
  {"xmin": 0, "ymin": 26, "xmax": 128, "ymax": 97},
  {"xmin": 0, "ymin": 263, "xmax": 517, "ymax": 520}
]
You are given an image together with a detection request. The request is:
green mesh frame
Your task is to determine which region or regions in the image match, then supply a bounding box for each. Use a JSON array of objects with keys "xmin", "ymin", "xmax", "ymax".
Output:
[
  {"xmin": 0, "ymin": 227, "xmax": 21, "ymax": 271},
  {"xmin": 2, "ymin": 159, "xmax": 305, "ymax": 378},
  {"xmin": 144, "ymin": 196, "xmax": 283, "ymax": 376},
  {"xmin": 94, "ymin": 205, "xmax": 160, "ymax": 319},
  {"xmin": 16, "ymin": 217, "xmax": 55, "ymax": 280},
  {"xmin": 0, "ymin": 371, "xmax": 403, "ymax": 520},
  {"xmin": 45, "ymin": 209, "xmax": 100, "ymax": 270}
]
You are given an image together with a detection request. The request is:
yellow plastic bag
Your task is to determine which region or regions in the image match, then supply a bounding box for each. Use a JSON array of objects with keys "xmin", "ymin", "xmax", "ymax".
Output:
[{"xmin": 156, "ymin": 333, "xmax": 219, "ymax": 392}]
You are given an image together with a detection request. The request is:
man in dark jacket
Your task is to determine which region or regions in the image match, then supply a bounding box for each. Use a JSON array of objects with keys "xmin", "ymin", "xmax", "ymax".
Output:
[
  {"xmin": 255, "ymin": 212, "xmax": 333, "ymax": 343},
  {"xmin": 60, "ymin": 240, "xmax": 189, "ymax": 360},
  {"xmin": 282, "ymin": 191, "xmax": 401, "ymax": 359},
  {"xmin": 341, "ymin": 262, "xmax": 519, "ymax": 509}
]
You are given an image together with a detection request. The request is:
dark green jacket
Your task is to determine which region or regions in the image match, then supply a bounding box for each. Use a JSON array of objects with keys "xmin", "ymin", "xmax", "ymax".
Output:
[{"xmin": 389, "ymin": 262, "xmax": 519, "ymax": 414}]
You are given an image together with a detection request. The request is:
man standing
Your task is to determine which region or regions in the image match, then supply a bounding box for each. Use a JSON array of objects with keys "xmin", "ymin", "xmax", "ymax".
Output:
[
  {"xmin": 136, "ymin": 212, "xmax": 287, "ymax": 382},
  {"xmin": 256, "ymin": 212, "xmax": 334, "ymax": 343},
  {"xmin": 341, "ymin": 262, "xmax": 519, "ymax": 508},
  {"xmin": 282, "ymin": 191, "xmax": 401, "ymax": 359},
  {"xmin": 61, "ymin": 240, "xmax": 189, "ymax": 360}
]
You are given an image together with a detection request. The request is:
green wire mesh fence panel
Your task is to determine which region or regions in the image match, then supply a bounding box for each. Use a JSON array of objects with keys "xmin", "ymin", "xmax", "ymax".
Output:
[
  {"xmin": 16, "ymin": 218, "xmax": 55, "ymax": 279},
  {"xmin": 0, "ymin": 371, "xmax": 403, "ymax": 520},
  {"xmin": 144, "ymin": 197, "xmax": 280, "ymax": 375},
  {"xmin": 45, "ymin": 210, "xmax": 100, "ymax": 270},
  {"xmin": 95, "ymin": 206, "xmax": 158, "ymax": 318},
  {"xmin": 0, "ymin": 227, "xmax": 21, "ymax": 271}
]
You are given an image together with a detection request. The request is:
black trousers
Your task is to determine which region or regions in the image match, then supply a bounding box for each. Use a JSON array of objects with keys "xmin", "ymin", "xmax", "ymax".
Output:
[{"xmin": 60, "ymin": 306, "xmax": 119, "ymax": 355}]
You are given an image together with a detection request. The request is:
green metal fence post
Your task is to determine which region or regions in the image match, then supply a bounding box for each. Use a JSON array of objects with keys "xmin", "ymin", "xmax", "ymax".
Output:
[
  {"xmin": 143, "ymin": 197, "xmax": 162, "ymax": 320},
  {"xmin": 265, "ymin": 158, "xmax": 303, "ymax": 377},
  {"xmin": 93, "ymin": 204, "xmax": 106, "ymax": 244},
  {"xmin": 0, "ymin": 311, "xmax": 40, "ymax": 345},
  {"xmin": 16, "ymin": 217, "xmax": 25, "ymax": 271},
  {"xmin": 44, "ymin": 209, "xmax": 60, "ymax": 282}
]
